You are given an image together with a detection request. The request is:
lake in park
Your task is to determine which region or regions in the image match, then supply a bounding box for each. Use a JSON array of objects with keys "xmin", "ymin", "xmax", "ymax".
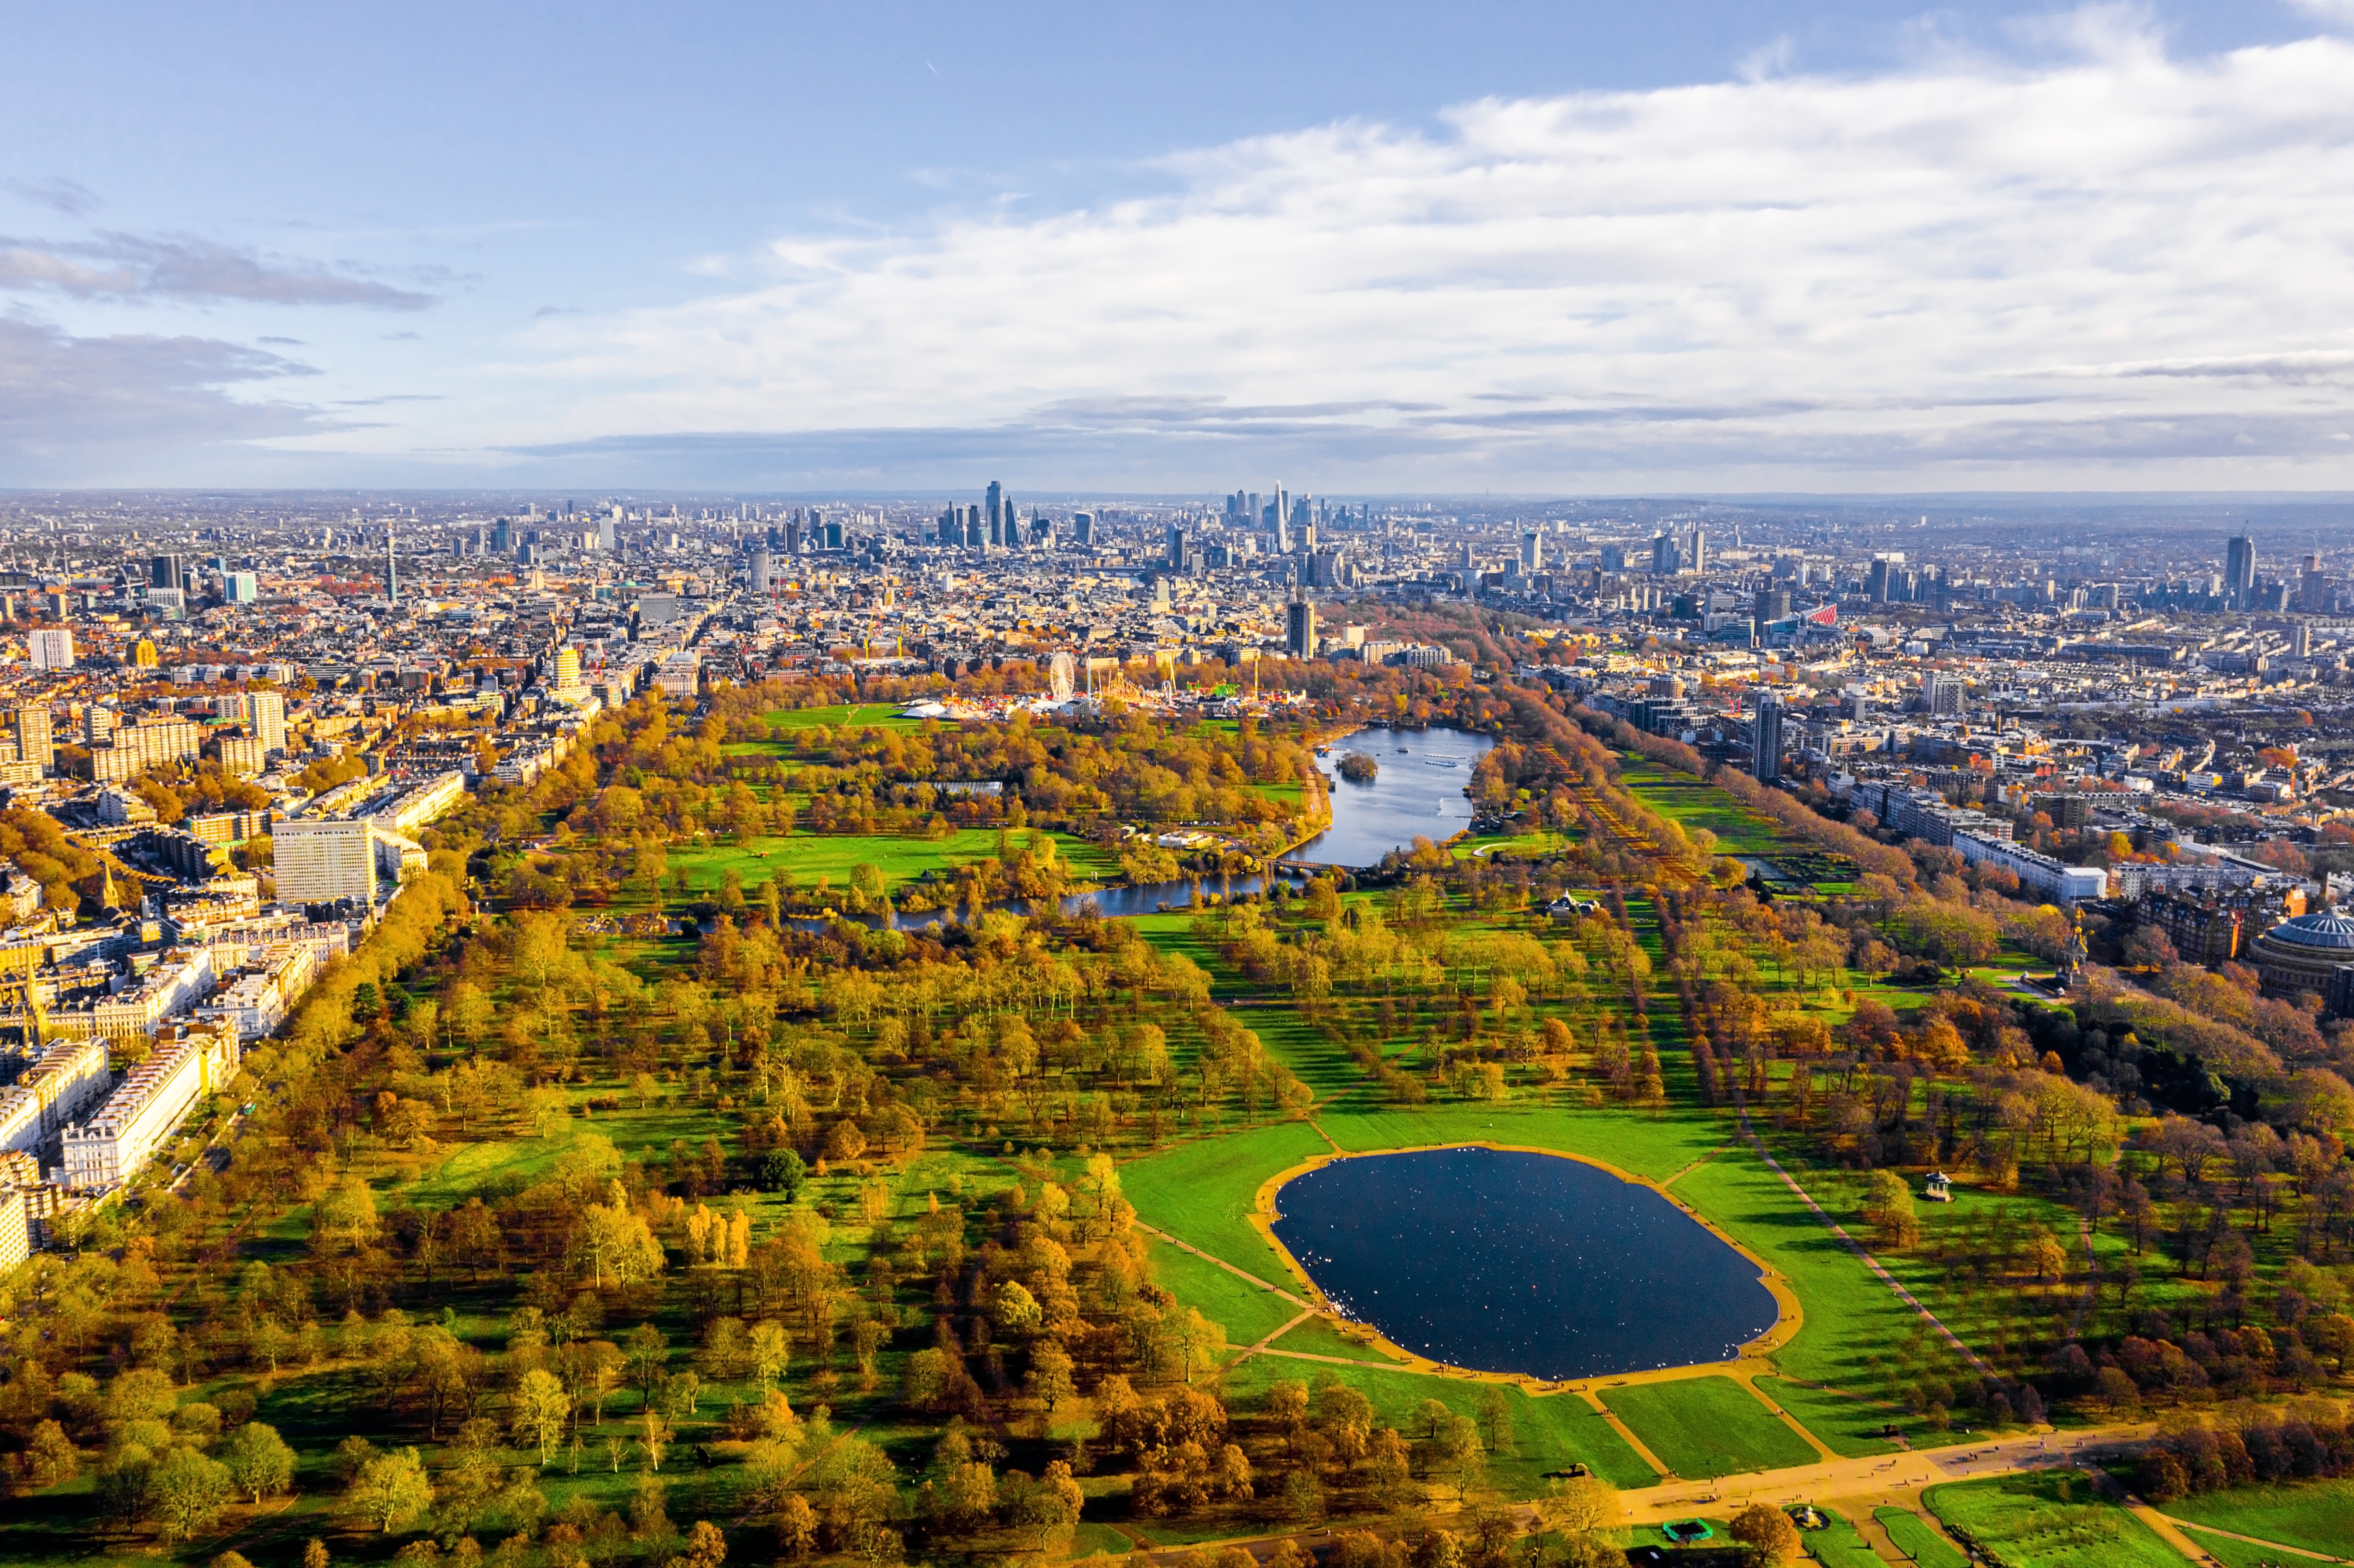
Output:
[
  {"xmin": 1269, "ymin": 1147, "xmax": 1780, "ymax": 1380},
  {"xmin": 815, "ymin": 724, "xmax": 1494, "ymax": 927},
  {"xmin": 1285, "ymin": 724, "xmax": 1493, "ymax": 870}
]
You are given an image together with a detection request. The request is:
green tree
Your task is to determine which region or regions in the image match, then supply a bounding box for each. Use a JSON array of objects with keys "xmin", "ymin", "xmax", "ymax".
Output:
[
  {"xmin": 151, "ymin": 1445, "xmax": 232, "ymax": 1544},
  {"xmin": 1862, "ymin": 1170, "xmax": 1919, "ymax": 1250},
  {"xmin": 345, "ymin": 1447, "xmax": 434, "ymax": 1533},
  {"xmin": 221, "ymin": 1421, "xmax": 297, "ymax": 1505},
  {"xmin": 512, "ymin": 1368, "xmax": 573, "ymax": 1465}
]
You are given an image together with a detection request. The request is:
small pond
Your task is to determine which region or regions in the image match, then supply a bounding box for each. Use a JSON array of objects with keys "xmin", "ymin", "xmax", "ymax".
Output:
[{"xmin": 1269, "ymin": 1146, "xmax": 1779, "ymax": 1380}]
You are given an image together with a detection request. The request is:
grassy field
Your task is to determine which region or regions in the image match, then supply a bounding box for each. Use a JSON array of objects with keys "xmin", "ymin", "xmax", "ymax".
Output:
[
  {"xmin": 1266, "ymin": 1316, "xmax": 1399, "ymax": 1363},
  {"xmin": 2167, "ymin": 1523, "xmax": 2344, "ymax": 1568},
  {"xmin": 759, "ymin": 702, "xmax": 925, "ymax": 732},
  {"xmin": 1122, "ymin": 1120, "xmax": 1335, "ymax": 1288},
  {"xmin": 660, "ymin": 827, "xmax": 1117, "ymax": 895},
  {"xmin": 1151, "ymin": 1239, "xmax": 1305, "ymax": 1348},
  {"xmin": 1618, "ymin": 760, "xmax": 1816, "ymax": 859},
  {"xmin": 1313, "ymin": 1100, "xmax": 1725, "ymax": 1185},
  {"xmin": 1804, "ymin": 1509, "xmax": 1891, "ymax": 1568},
  {"xmin": 2163, "ymin": 1478, "xmax": 2354, "ymax": 1562},
  {"xmin": 1927, "ymin": 1472, "xmax": 2194, "ymax": 1568},
  {"xmin": 1673, "ymin": 1146, "xmax": 1963, "ymax": 1394},
  {"xmin": 1875, "ymin": 1506, "xmax": 1970, "ymax": 1568},
  {"xmin": 1600, "ymin": 1376, "xmax": 1818, "ymax": 1479},
  {"xmin": 1756, "ymin": 1378, "xmax": 1909, "ymax": 1459},
  {"xmin": 1218, "ymin": 1355, "xmax": 1658, "ymax": 1493}
]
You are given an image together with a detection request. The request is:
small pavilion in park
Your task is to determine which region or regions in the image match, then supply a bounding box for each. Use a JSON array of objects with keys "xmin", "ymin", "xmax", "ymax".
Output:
[{"xmin": 1924, "ymin": 1171, "xmax": 1953, "ymax": 1203}]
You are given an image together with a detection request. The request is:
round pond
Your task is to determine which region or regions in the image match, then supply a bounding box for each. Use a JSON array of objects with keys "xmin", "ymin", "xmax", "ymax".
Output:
[{"xmin": 1269, "ymin": 1146, "xmax": 1779, "ymax": 1380}]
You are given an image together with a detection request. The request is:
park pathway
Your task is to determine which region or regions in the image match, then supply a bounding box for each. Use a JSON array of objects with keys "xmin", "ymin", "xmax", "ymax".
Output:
[
  {"xmin": 2157, "ymin": 1513, "xmax": 2349, "ymax": 1564},
  {"xmin": 1224, "ymin": 1308, "xmax": 1320, "ymax": 1371},
  {"xmin": 1137, "ymin": 1222, "xmax": 1310, "ymax": 1310},
  {"xmin": 2068, "ymin": 1215, "xmax": 2101, "ymax": 1340},
  {"xmin": 1736, "ymin": 1113, "xmax": 1990, "ymax": 1375},
  {"xmin": 1573, "ymin": 1388, "xmax": 1678, "ymax": 1482}
]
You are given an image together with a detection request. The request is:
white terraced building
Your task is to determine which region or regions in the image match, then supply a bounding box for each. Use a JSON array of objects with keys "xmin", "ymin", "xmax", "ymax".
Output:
[
  {"xmin": 0, "ymin": 1037, "xmax": 111, "ymax": 1155},
  {"xmin": 59, "ymin": 1021, "xmax": 241, "ymax": 1193},
  {"xmin": 195, "ymin": 941, "xmax": 319, "ymax": 1041},
  {"xmin": 41, "ymin": 948, "xmax": 217, "ymax": 1041}
]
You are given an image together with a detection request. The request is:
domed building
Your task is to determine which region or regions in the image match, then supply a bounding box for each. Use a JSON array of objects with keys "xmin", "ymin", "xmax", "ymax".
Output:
[{"xmin": 2248, "ymin": 910, "xmax": 2354, "ymax": 1011}]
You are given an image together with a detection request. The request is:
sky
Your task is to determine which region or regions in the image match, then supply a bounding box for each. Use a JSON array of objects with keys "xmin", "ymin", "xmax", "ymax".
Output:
[{"xmin": 4, "ymin": 0, "xmax": 2354, "ymax": 496}]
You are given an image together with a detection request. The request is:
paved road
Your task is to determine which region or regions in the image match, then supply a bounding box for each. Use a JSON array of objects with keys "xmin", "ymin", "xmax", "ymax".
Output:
[
  {"xmin": 1126, "ymin": 1422, "xmax": 2159, "ymax": 1563},
  {"xmin": 1613, "ymin": 1421, "xmax": 2156, "ymax": 1526}
]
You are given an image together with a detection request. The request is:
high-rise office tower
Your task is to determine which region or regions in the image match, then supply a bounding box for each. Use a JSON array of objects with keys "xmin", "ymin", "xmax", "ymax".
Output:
[
  {"xmin": 786, "ymin": 513, "xmax": 804, "ymax": 555},
  {"xmin": 491, "ymin": 517, "xmax": 513, "ymax": 555},
  {"xmin": 1073, "ymin": 511, "xmax": 1094, "ymax": 547},
  {"xmin": 14, "ymin": 706, "xmax": 51, "ymax": 771},
  {"xmin": 1651, "ymin": 534, "xmax": 1680, "ymax": 575},
  {"xmin": 247, "ymin": 690, "xmax": 287, "ymax": 756},
  {"xmin": 1689, "ymin": 529, "xmax": 1707, "ymax": 574},
  {"xmin": 1167, "ymin": 525, "xmax": 1186, "ymax": 569},
  {"xmin": 1751, "ymin": 692, "xmax": 1784, "ymax": 783},
  {"xmin": 1521, "ymin": 531, "xmax": 1544, "ymax": 572},
  {"xmin": 2227, "ymin": 534, "xmax": 2257, "ymax": 606},
  {"xmin": 1285, "ymin": 593, "xmax": 1317, "ymax": 660},
  {"xmin": 386, "ymin": 528, "xmax": 398, "ymax": 603},
  {"xmin": 1867, "ymin": 558, "xmax": 1893, "ymax": 602},
  {"xmin": 2300, "ymin": 553, "xmax": 2330, "ymax": 613},
  {"xmin": 986, "ymin": 481, "xmax": 1003, "ymax": 546},
  {"xmin": 599, "ymin": 510, "xmax": 618, "ymax": 551},
  {"xmin": 750, "ymin": 548, "xmax": 774, "ymax": 592},
  {"xmin": 149, "ymin": 554, "xmax": 181, "ymax": 590}
]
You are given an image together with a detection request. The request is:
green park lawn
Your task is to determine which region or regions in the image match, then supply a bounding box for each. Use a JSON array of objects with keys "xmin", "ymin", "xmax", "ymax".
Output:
[
  {"xmin": 1123, "ymin": 1120, "xmax": 1333, "ymax": 1289},
  {"xmin": 2162, "ymin": 1478, "xmax": 2354, "ymax": 1562},
  {"xmin": 1600, "ymin": 1376, "xmax": 1817, "ymax": 1479},
  {"xmin": 1927, "ymin": 1472, "xmax": 2193, "ymax": 1568},
  {"xmin": 759, "ymin": 702, "xmax": 925, "ymax": 732},
  {"xmin": 1756, "ymin": 1378, "xmax": 1908, "ymax": 1459},
  {"xmin": 1453, "ymin": 829, "xmax": 1575, "ymax": 860},
  {"xmin": 1312, "ymin": 1099, "xmax": 1724, "ymax": 1185},
  {"xmin": 1150, "ymin": 1240, "xmax": 1305, "ymax": 1349},
  {"xmin": 1218, "ymin": 1356, "xmax": 1658, "ymax": 1493},
  {"xmin": 1803, "ymin": 1509, "xmax": 1891, "ymax": 1568},
  {"xmin": 1874, "ymin": 1506, "xmax": 1970, "ymax": 1568},
  {"xmin": 658, "ymin": 827, "xmax": 1117, "ymax": 897},
  {"xmin": 1265, "ymin": 1316, "xmax": 1399, "ymax": 1363},
  {"xmin": 1672, "ymin": 1145, "xmax": 1963, "ymax": 1394},
  {"xmin": 1617, "ymin": 760, "xmax": 1814, "ymax": 859}
]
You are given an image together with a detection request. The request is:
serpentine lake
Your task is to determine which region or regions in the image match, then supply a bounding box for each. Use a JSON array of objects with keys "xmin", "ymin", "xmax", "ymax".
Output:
[
  {"xmin": 1285, "ymin": 724, "xmax": 1493, "ymax": 870},
  {"xmin": 1270, "ymin": 1147, "xmax": 1780, "ymax": 1380}
]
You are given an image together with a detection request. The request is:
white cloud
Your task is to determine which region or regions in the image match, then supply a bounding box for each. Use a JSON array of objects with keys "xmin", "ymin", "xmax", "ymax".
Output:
[{"xmin": 398, "ymin": 15, "xmax": 2354, "ymax": 486}]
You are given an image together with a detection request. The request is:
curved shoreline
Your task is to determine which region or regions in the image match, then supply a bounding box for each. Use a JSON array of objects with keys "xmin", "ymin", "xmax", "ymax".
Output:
[{"xmin": 1244, "ymin": 1140, "xmax": 1804, "ymax": 1397}]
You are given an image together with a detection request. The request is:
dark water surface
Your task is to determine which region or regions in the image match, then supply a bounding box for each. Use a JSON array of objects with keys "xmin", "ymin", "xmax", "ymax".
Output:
[{"xmin": 1270, "ymin": 1147, "xmax": 1778, "ymax": 1380}]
